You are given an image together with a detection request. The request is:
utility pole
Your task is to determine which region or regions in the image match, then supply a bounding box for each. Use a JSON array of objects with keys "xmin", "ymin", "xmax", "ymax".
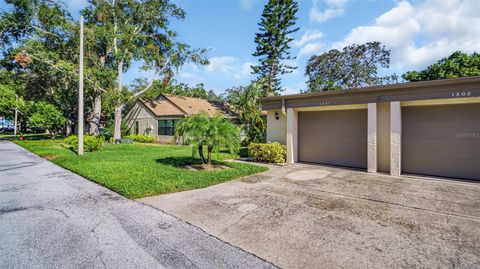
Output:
[
  {"xmin": 78, "ymin": 16, "xmax": 84, "ymax": 155},
  {"xmin": 14, "ymin": 94, "xmax": 18, "ymax": 136}
]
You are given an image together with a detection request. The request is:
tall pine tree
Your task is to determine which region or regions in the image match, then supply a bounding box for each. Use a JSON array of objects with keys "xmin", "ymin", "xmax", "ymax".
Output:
[{"xmin": 252, "ymin": 0, "xmax": 299, "ymax": 96}]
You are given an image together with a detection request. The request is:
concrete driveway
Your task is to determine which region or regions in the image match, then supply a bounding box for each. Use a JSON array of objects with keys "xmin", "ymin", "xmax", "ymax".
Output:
[
  {"xmin": 0, "ymin": 141, "xmax": 275, "ymax": 269},
  {"xmin": 140, "ymin": 163, "xmax": 480, "ymax": 269}
]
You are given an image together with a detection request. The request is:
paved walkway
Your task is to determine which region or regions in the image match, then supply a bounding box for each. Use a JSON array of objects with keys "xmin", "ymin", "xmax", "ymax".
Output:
[{"xmin": 0, "ymin": 141, "xmax": 275, "ymax": 269}]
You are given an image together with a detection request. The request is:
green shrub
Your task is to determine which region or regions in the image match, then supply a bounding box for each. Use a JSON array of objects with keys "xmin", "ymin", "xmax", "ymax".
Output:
[
  {"xmin": 126, "ymin": 134, "xmax": 156, "ymax": 143},
  {"xmin": 248, "ymin": 142, "xmax": 286, "ymax": 164},
  {"xmin": 64, "ymin": 135, "xmax": 103, "ymax": 152},
  {"xmin": 63, "ymin": 135, "xmax": 78, "ymax": 146}
]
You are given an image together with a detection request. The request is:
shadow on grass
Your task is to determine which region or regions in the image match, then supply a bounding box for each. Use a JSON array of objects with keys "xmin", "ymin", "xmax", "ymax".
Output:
[
  {"xmin": 239, "ymin": 147, "xmax": 249, "ymax": 158},
  {"xmin": 0, "ymin": 134, "xmax": 61, "ymax": 141},
  {"xmin": 156, "ymin": 157, "xmax": 223, "ymax": 168},
  {"xmin": 60, "ymin": 143, "xmax": 79, "ymax": 154},
  {"xmin": 218, "ymin": 147, "xmax": 249, "ymax": 158}
]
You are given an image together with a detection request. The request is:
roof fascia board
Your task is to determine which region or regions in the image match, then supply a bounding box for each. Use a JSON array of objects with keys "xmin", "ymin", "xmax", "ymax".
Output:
[
  {"xmin": 136, "ymin": 100, "xmax": 166, "ymax": 118},
  {"xmin": 261, "ymin": 78, "xmax": 480, "ymax": 110}
]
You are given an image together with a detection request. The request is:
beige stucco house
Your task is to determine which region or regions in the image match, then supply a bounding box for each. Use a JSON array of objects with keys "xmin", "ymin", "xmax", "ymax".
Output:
[
  {"xmin": 124, "ymin": 94, "xmax": 227, "ymax": 143},
  {"xmin": 261, "ymin": 76, "xmax": 480, "ymax": 181}
]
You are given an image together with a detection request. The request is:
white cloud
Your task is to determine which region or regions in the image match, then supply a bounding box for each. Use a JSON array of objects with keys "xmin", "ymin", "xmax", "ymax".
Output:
[
  {"xmin": 293, "ymin": 30, "xmax": 325, "ymax": 56},
  {"xmin": 178, "ymin": 71, "xmax": 204, "ymax": 86},
  {"xmin": 300, "ymin": 43, "xmax": 324, "ymax": 56},
  {"xmin": 292, "ymin": 30, "xmax": 324, "ymax": 47},
  {"xmin": 205, "ymin": 56, "xmax": 253, "ymax": 79},
  {"xmin": 332, "ymin": 0, "xmax": 480, "ymax": 70},
  {"xmin": 205, "ymin": 56, "xmax": 238, "ymax": 73},
  {"xmin": 310, "ymin": 7, "xmax": 345, "ymax": 22},
  {"xmin": 325, "ymin": 0, "xmax": 349, "ymax": 7},
  {"xmin": 309, "ymin": 0, "xmax": 349, "ymax": 23},
  {"xmin": 235, "ymin": 62, "xmax": 254, "ymax": 79},
  {"xmin": 239, "ymin": 0, "xmax": 254, "ymax": 10}
]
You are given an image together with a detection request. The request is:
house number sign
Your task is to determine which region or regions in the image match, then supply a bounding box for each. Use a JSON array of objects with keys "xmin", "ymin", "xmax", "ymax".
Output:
[{"xmin": 451, "ymin": 91, "xmax": 471, "ymax": 97}]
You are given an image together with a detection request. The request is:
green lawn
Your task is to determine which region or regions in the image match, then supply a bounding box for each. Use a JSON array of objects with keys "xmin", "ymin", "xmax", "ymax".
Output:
[{"xmin": 14, "ymin": 140, "xmax": 266, "ymax": 199}]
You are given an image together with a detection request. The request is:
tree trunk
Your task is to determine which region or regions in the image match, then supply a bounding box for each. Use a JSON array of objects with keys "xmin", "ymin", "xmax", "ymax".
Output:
[
  {"xmin": 89, "ymin": 93, "xmax": 101, "ymax": 136},
  {"xmin": 207, "ymin": 145, "xmax": 213, "ymax": 165},
  {"xmin": 113, "ymin": 60, "xmax": 123, "ymax": 143},
  {"xmin": 65, "ymin": 120, "xmax": 73, "ymax": 136},
  {"xmin": 198, "ymin": 144, "xmax": 206, "ymax": 164}
]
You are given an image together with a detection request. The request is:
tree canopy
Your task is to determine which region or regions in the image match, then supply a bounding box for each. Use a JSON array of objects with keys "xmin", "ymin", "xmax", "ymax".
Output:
[
  {"xmin": 82, "ymin": 0, "xmax": 208, "ymax": 141},
  {"xmin": 0, "ymin": 0, "xmax": 86, "ymax": 134},
  {"xmin": 252, "ymin": 0, "xmax": 299, "ymax": 96},
  {"xmin": 131, "ymin": 79, "xmax": 214, "ymax": 101},
  {"xmin": 402, "ymin": 51, "xmax": 480, "ymax": 82},
  {"xmin": 0, "ymin": 0, "xmax": 207, "ymax": 138},
  {"xmin": 305, "ymin": 42, "xmax": 397, "ymax": 92},
  {"xmin": 28, "ymin": 101, "xmax": 66, "ymax": 137},
  {"xmin": 0, "ymin": 84, "xmax": 17, "ymax": 119}
]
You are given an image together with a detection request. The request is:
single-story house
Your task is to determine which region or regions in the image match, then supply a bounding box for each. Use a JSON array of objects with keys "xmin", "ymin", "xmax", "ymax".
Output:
[
  {"xmin": 125, "ymin": 94, "xmax": 228, "ymax": 143},
  {"xmin": 260, "ymin": 76, "xmax": 480, "ymax": 181}
]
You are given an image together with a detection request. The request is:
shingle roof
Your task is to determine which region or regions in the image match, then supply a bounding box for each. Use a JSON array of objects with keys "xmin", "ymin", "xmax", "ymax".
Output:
[
  {"xmin": 141, "ymin": 98, "xmax": 185, "ymax": 117},
  {"xmin": 163, "ymin": 94, "xmax": 224, "ymax": 117},
  {"xmin": 139, "ymin": 94, "xmax": 225, "ymax": 117}
]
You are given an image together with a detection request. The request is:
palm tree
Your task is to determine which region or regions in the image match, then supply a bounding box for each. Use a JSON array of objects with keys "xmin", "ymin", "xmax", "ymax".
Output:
[
  {"xmin": 225, "ymin": 79, "xmax": 266, "ymax": 143},
  {"xmin": 175, "ymin": 112, "xmax": 240, "ymax": 166}
]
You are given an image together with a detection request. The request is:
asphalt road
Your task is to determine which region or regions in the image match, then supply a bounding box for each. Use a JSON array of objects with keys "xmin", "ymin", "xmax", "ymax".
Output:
[{"xmin": 0, "ymin": 141, "xmax": 276, "ymax": 269}]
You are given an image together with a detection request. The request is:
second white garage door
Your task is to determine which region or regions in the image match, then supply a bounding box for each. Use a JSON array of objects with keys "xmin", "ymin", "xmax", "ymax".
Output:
[{"xmin": 298, "ymin": 109, "xmax": 368, "ymax": 169}]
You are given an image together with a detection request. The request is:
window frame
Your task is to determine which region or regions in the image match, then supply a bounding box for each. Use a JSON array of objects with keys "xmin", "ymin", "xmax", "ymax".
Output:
[{"xmin": 158, "ymin": 119, "xmax": 178, "ymax": 136}]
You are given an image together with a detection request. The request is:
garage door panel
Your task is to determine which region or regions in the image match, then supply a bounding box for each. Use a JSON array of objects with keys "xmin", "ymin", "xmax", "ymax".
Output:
[
  {"xmin": 298, "ymin": 110, "xmax": 367, "ymax": 169},
  {"xmin": 300, "ymin": 136, "xmax": 367, "ymax": 152},
  {"xmin": 403, "ymin": 157, "xmax": 479, "ymax": 179},
  {"xmin": 402, "ymin": 103, "xmax": 480, "ymax": 180},
  {"xmin": 403, "ymin": 105, "xmax": 480, "ymax": 121},
  {"xmin": 301, "ymin": 121, "xmax": 367, "ymax": 137},
  {"xmin": 404, "ymin": 139, "xmax": 480, "ymax": 159},
  {"xmin": 300, "ymin": 148, "xmax": 366, "ymax": 168},
  {"xmin": 403, "ymin": 120, "xmax": 479, "ymax": 140}
]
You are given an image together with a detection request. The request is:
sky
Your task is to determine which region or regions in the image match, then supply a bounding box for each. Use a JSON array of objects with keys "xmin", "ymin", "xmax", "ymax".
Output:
[{"xmin": 3, "ymin": 0, "xmax": 480, "ymax": 95}]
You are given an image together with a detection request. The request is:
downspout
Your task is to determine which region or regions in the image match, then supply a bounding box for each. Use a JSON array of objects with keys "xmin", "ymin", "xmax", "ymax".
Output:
[{"xmin": 281, "ymin": 99, "xmax": 287, "ymax": 116}]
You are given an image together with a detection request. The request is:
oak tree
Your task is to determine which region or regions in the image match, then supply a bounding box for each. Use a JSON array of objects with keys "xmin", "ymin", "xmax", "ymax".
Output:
[
  {"xmin": 305, "ymin": 42, "xmax": 397, "ymax": 92},
  {"xmin": 82, "ymin": 0, "xmax": 208, "ymax": 142}
]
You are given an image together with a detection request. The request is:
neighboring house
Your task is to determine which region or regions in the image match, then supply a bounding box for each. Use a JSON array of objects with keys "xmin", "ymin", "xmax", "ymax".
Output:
[
  {"xmin": 125, "ymin": 94, "xmax": 228, "ymax": 143},
  {"xmin": 260, "ymin": 76, "xmax": 480, "ymax": 181}
]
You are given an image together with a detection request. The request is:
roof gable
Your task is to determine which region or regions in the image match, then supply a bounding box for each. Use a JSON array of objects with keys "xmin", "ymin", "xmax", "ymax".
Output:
[
  {"xmin": 138, "ymin": 94, "xmax": 227, "ymax": 118},
  {"xmin": 141, "ymin": 96, "xmax": 186, "ymax": 117}
]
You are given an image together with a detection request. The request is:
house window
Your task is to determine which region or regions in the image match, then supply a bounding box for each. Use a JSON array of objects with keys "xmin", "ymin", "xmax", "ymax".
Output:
[
  {"xmin": 158, "ymin": 120, "xmax": 177, "ymax": 136},
  {"xmin": 134, "ymin": 121, "xmax": 139, "ymax": 135}
]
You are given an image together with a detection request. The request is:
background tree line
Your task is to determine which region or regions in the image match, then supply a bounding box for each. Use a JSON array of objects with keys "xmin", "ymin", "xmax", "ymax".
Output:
[
  {"xmin": 1, "ymin": 0, "xmax": 478, "ymax": 145},
  {"xmin": 0, "ymin": 0, "xmax": 208, "ymax": 140}
]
